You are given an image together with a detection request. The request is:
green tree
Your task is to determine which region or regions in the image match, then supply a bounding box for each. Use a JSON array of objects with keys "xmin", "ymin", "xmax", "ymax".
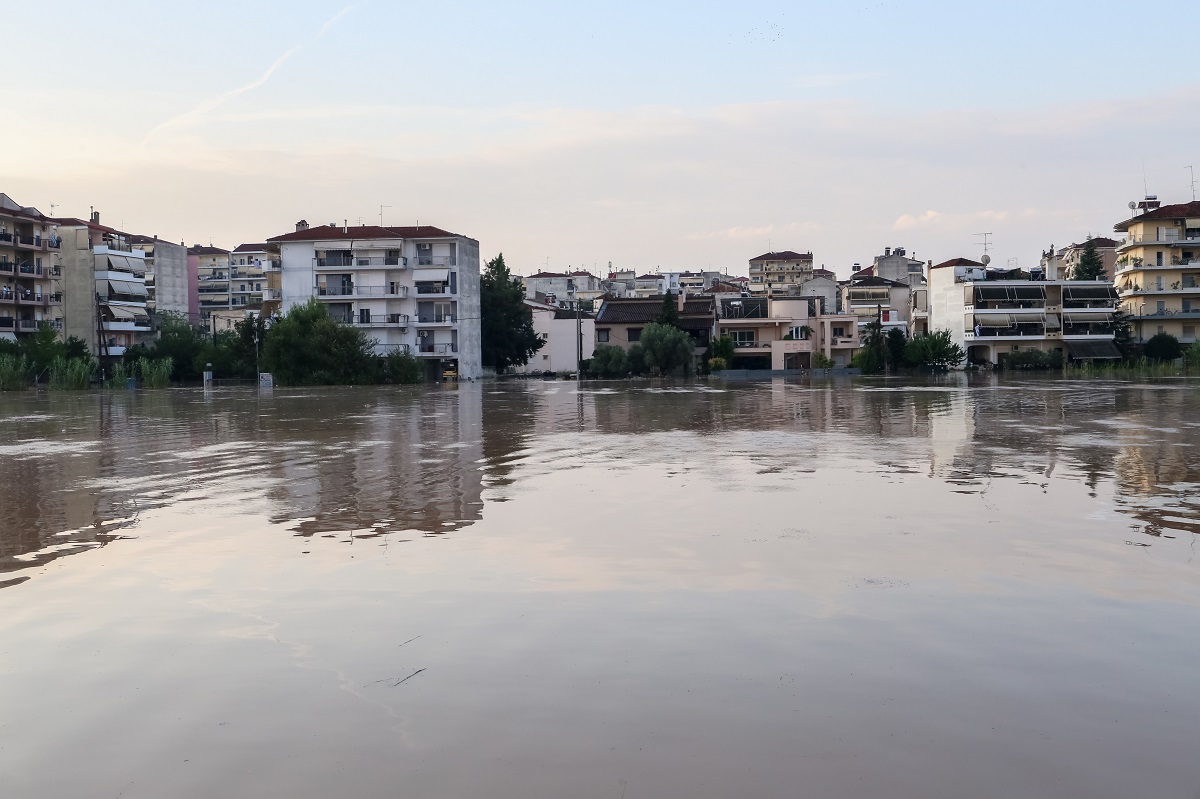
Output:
[
  {"xmin": 657, "ymin": 290, "xmax": 680, "ymax": 327},
  {"xmin": 712, "ymin": 335, "xmax": 735, "ymax": 363},
  {"xmin": 1112, "ymin": 305, "xmax": 1134, "ymax": 358},
  {"xmin": 639, "ymin": 322, "xmax": 694, "ymax": 375},
  {"xmin": 151, "ymin": 313, "xmax": 209, "ymax": 381},
  {"xmin": 1143, "ymin": 332, "xmax": 1182, "ymax": 362},
  {"xmin": 589, "ymin": 344, "xmax": 629, "ymax": 377},
  {"xmin": 1073, "ymin": 239, "xmax": 1106, "ymax": 281},
  {"xmin": 903, "ymin": 330, "xmax": 966, "ymax": 370},
  {"xmin": 627, "ymin": 344, "xmax": 647, "ymax": 375},
  {"xmin": 852, "ymin": 320, "xmax": 888, "ymax": 373},
  {"xmin": 19, "ymin": 323, "xmax": 66, "ymax": 379},
  {"xmin": 480, "ymin": 253, "xmax": 542, "ymax": 373},
  {"xmin": 261, "ymin": 299, "xmax": 379, "ymax": 385},
  {"xmin": 812, "ymin": 352, "xmax": 835, "ymax": 369},
  {"xmin": 885, "ymin": 327, "xmax": 908, "ymax": 368}
]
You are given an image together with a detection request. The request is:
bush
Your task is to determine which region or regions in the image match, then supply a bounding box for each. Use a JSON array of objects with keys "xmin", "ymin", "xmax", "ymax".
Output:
[
  {"xmin": 903, "ymin": 330, "xmax": 966, "ymax": 370},
  {"xmin": 139, "ymin": 357, "xmax": 174, "ymax": 388},
  {"xmin": 812, "ymin": 352, "xmax": 835, "ymax": 369},
  {"xmin": 1003, "ymin": 349, "xmax": 1062, "ymax": 370},
  {"xmin": 1144, "ymin": 332, "xmax": 1182, "ymax": 362},
  {"xmin": 627, "ymin": 344, "xmax": 647, "ymax": 375},
  {"xmin": 707, "ymin": 356, "xmax": 728, "ymax": 372},
  {"xmin": 376, "ymin": 350, "xmax": 422, "ymax": 384},
  {"xmin": 0, "ymin": 354, "xmax": 29, "ymax": 390},
  {"xmin": 589, "ymin": 345, "xmax": 629, "ymax": 377}
]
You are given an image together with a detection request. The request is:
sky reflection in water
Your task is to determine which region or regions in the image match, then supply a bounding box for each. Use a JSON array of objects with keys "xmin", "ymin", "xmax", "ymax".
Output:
[{"xmin": 1, "ymin": 377, "xmax": 1199, "ymax": 798}]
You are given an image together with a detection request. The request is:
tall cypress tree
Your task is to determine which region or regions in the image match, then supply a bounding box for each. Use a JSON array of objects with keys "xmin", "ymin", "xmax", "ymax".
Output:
[
  {"xmin": 1073, "ymin": 239, "xmax": 1106, "ymax": 281},
  {"xmin": 480, "ymin": 254, "xmax": 542, "ymax": 373},
  {"xmin": 657, "ymin": 290, "xmax": 680, "ymax": 327}
]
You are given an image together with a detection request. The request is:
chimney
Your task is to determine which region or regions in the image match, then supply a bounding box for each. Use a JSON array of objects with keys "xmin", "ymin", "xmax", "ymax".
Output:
[
  {"xmin": 295, "ymin": 219, "xmax": 309, "ymax": 232},
  {"xmin": 90, "ymin": 210, "xmax": 100, "ymax": 224},
  {"xmin": 884, "ymin": 247, "xmax": 891, "ymax": 257},
  {"xmin": 677, "ymin": 291, "xmax": 685, "ymax": 312},
  {"xmin": 343, "ymin": 219, "xmax": 348, "ymax": 233}
]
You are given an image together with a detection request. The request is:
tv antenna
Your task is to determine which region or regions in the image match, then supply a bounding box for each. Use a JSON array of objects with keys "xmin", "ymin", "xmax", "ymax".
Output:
[
  {"xmin": 1188, "ymin": 166, "xmax": 1197, "ymax": 201},
  {"xmin": 379, "ymin": 204, "xmax": 392, "ymax": 226},
  {"xmin": 49, "ymin": 203, "xmax": 58, "ymax": 216},
  {"xmin": 974, "ymin": 232, "xmax": 993, "ymax": 262}
]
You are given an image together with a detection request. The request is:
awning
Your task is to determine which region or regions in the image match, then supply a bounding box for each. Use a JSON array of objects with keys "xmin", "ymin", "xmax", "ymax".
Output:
[
  {"xmin": 109, "ymin": 280, "xmax": 148, "ymax": 297},
  {"xmin": 1063, "ymin": 312, "xmax": 1114, "ymax": 323},
  {"xmin": 1012, "ymin": 286, "xmax": 1046, "ymax": 300},
  {"xmin": 413, "ymin": 269, "xmax": 449, "ymax": 283},
  {"xmin": 107, "ymin": 254, "xmax": 146, "ymax": 275},
  {"xmin": 1063, "ymin": 285, "xmax": 1118, "ymax": 300},
  {"xmin": 1066, "ymin": 340, "xmax": 1122, "ymax": 359},
  {"xmin": 974, "ymin": 286, "xmax": 1011, "ymax": 300},
  {"xmin": 1044, "ymin": 313, "xmax": 1061, "ymax": 329},
  {"xmin": 972, "ymin": 307, "xmax": 1012, "ymax": 317},
  {"xmin": 104, "ymin": 305, "xmax": 138, "ymax": 320},
  {"xmin": 1009, "ymin": 312, "xmax": 1045, "ymax": 323}
]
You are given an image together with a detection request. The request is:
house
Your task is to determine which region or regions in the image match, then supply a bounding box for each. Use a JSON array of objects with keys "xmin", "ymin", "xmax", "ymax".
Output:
[
  {"xmin": 594, "ymin": 295, "xmax": 716, "ymax": 364},
  {"xmin": 841, "ymin": 275, "xmax": 912, "ymax": 334},
  {"xmin": 0, "ymin": 194, "xmax": 63, "ymax": 342},
  {"xmin": 1111, "ymin": 198, "xmax": 1200, "ymax": 344},
  {"xmin": 514, "ymin": 299, "xmax": 596, "ymax": 373},
  {"xmin": 268, "ymin": 221, "xmax": 482, "ymax": 379},
  {"xmin": 1041, "ymin": 237, "xmax": 1119, "ymax": 282},
  {"xmin": 928, "ymin": 257, "xmax": 1120, "ymax": 366},
  {"xmin": 747, "ymin": 250, "xmax": 814, "ymax": 295},
  {"xmin": 717, "ymin": 296, "xmax": 860, "ymax": 369}
]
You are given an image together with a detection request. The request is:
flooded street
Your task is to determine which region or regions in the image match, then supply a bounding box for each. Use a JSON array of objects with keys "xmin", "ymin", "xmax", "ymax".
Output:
[{"xmin": 2, "ymin": 377, "xmax": 1200, "ymax": 798}]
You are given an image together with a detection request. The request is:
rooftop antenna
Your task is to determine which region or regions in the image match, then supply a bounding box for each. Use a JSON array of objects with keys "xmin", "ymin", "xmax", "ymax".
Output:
[
  {"xmin": 1188, "ymin": 166, "xmax": 1197, "ymax": 201},
  {"xmin": 974, "ymin": 232, "xmax": 992, "ymax": 263},
  {"xmin": 1142, "ymin": 158, "xmax": 1149, "ymax": 197},
  {"xmin": 49, "ymin": 203, "xmax": 57, "ymax": 216},
  {"xmin": 379, "ymin": 204, "xmax": 392, "ymax": 226}
]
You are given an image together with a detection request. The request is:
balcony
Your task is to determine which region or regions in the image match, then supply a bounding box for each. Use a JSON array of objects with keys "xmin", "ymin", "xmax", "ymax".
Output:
[
  {"xmin": 415, "ymin": 256, "xmax": 455, "ymax": 267},
  {"xmin": 15, "ymin": 291, "xmax": 45, "ymax": 305},
  {"xmin": 415, "ymin": 283, "xmax": 453, "ymax": 296},
  {"xmin": 352, "ymin": 314, "xmax": 410, "ymax": 328},
  {"xmin": 16, "ymin": 319, "xmax": 40, "ymax": 332},
  {"xmin": 263, "ymin": 288, "xmax": 282, "ymax": 300},
  {"xmin": 14, "ymin": 234, "xmax": 46, "ymax": 250},
  {"xmin": 315, "ymin": 284, "xmax": 409, "ymax": 299},
  {"xmin": 416, "ymin": 342, "xmax": 458, "ymax": 355},
  {"xmin": 102, "ymin": 320, "xmax": 152, "ymax": 332},
  {"xmin": 314, "ymin": 256, "xmax": 406, "ymax": 270},
  {"xmin": 17, "ymin": 264, "xmax": 44, "ymax": 278},
  {"xmin": 415, "ymin": 313, "xmax": 456, "ymax": 325},
  {"xmin": 95, "ymin": 241, "xmax": 134, "ymax": 253},
  {"xmin": 1117, "ymin": 233, "xmax": 1200, "ymax": 251}
]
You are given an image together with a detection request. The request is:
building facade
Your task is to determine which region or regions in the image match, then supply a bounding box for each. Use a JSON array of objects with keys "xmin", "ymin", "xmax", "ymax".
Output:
[
  {"xmin": 55, "ymin": 213, "xmax": 150, "ymax": 358},
  {"xmin": 270, "ymin": 222, "xmax": 482, "ymax": 379},
  {"xmin": 1112, "ymin": 199, "xmax": 1200, "ymax": 344},
  {"xmin": 189, "ymin": 245, "xmax": 231, "ymax": 321},
  {"xmin": 593, "ymin": 295, "xmax": 715, "ymax": 365},
  {"xmin": 717, "ymin": 296, "xmax": 860, "ymax": 369},
  {"xmin": 514, "ymin": 299, "xmax": 596, "ymax": 374},
  {"xmin": 0, "ymin": 194, "xmax": 62, "ymax": 342},
  {"xmin": 523, "ymin": 270, "xmax": 605, "ymax": 307},
  {"xmin": 131, "ymin": 236, "xmax": 188, "ymax": 316},
  {"xmin": 928, "ymin": 257, "xmax": 1120, "ymax": 366},
  {"xmin": 230, "ymin": 243, "xmax": 275, "ymax": 311},
  {"xmin": 841, "ymin": 276, "xmax": 912, "ymax": 334},
  {"xmin": 1042, "ymin": 237, "xmax": 1119, "ymax": 282},
  {"xmin": 747, "ymin": 250, "xmax": 814, "ymax": 295}
]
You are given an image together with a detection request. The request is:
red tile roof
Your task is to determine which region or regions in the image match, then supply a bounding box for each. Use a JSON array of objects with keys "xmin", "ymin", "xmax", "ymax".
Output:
[
  {"xmin": 266, "ymin": 223, "xmax": 459, "ymax": 242},
  {"xmin": 233, "ymin": 243, "xmax": 273, "ymax": 253},
  {"xmin": 750, "ymin": 250, "xmax": 813, "ymax": 262},
  {"xmin": 1114, "ymin": 200, "xmax": 1200, "ymax": 232},
  {"xmin": 595, "ymin": 297, "xmax": 715, "ymax": 324},
  {"xmin": 930, "ymin": 257, "xmax": 985, "ymax": 270},
  {"xmin": 527, "ymin": 271, "xmax": 568, "ymax": 278},
  {"xmin": 188, "ymin": 245, "xmax": 230, "ymax": 255},
  {"xmin": 51, "ymin": 217, "xmax": 127, "ymax": 236}
]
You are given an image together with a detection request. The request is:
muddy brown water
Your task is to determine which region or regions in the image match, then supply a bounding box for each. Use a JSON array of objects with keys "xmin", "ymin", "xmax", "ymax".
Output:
[{"xmin": 2, "ymin": 377, "xmax": 1199, "ymax": 798}]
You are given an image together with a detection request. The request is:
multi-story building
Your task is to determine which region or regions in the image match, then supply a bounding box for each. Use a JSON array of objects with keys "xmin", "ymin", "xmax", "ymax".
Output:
[
  {"xmin": 130, "ymin": 236, "xmax": 188, "ymax": 316},
  {"xmin": 513, "ymin": 299, "xmax": 596, "ymax": 374},
  {"xmin": 0, "ymin": 194, "xmax": 62, "ymax": 341},
  {"xmin": 1111, "ymin": 198, "xmax": 1200, "ymax": 344},
  {"xmin": 861, "ymin": 246, "xmax": 926, "ymax": 287},
  {"xmin": 717, "ymin": 296, "xmax": 860, "ymax": 369},
  {"xmin": 230, "ymin": 243, "xmax": 276, "ymax": 311},
  {"xmin": 929, "ymin": 257, "xmax": 1120, "ymax": 366},
  {"xmin": 523, "ymin": 270, "xmax": 605, "ymax": 307},
  {"xmin": 747, "ymin": 250, "xmax": 814, "ymax": 295},
  {"xmin": 841, "ymin": 276, "xmax": 912, "ymax": 334},
  {"xmin": 678, "ymin": 270, "xmax": 726, "ymax": 292},
  {"xmin": 594, "ymin": 295, "xmax": 716, "ymax": 366},
  {"xmin": 189, "ymin": 245, "xmax": 231, "ymax": 320},
  {"xmin": 269, "ymin": 221, "xmax": 482, "ymax": 379},
  {"xmin": 1041, "ymin": 237, "xmax": 1119, "ymax": 282},
  {"xmin": 55, "ymin": 212, "xmax": 150, "ymax": 358}
]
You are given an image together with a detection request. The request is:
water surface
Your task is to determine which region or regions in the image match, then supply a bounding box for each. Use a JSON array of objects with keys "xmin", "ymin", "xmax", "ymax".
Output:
[{"xmin": 2, "ymin": 377, "xmax": 1199, "ymax": 798}]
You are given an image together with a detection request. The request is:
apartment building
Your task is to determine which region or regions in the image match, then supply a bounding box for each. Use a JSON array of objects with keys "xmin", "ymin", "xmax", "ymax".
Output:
[
  {"xmin": 747, "ymin": 250, "xmax": 814, "ymax": 295},
  {"xmin": 841, "ymin": 276, "xmax": 912, "ymax": 333},
  {"xmin": 860, "ymin": 246, "xmax": 926, "ymax": 287},
  {"xmin": 0, "ymin": 194, "xmax": 62, "ymax": 341},
  {"xmin": 189, "ymin": 245, "xmax": 231, "ymax": 320},
  {"xmin": 717, "ymin": 296, "xmax": 860, "ymax": 369},
  {"xmin": 1041, "ymin": 237, "xmax": 1119, "ymax": 282},
  {"xmin": 130, "ymin": 236, "xmax": 188, "ymax": 316},
  {"xmin": 55, "ymin": 212, "xmax": 150, "ymax": 358},
  {"xmin": 928, "ymin": 257, "xmax": 1120, "ymax": 366},
  {"xmin": 513, "ymin": 299, "xmax": 596, "ymax": 374},
  {"xmin": 1111, "ymin": 198, "xmax": 1200, "ymax": 344},
  {"xmin": 230, "ymin": 243, "xmax": 276, "ymax": 311},
  {"xmin": 594, "ymin": 295, "xmax": 716, "ymax": 364},
  {"xmin": 523, "ymin": 270, "xmax": 605, "ymax": 307},
  {"xmin": 269, "ymin": 221, "xmax": 482, "ymax": 379}
]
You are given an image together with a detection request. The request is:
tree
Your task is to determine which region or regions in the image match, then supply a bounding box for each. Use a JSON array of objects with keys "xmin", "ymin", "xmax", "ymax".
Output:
[
  {"xmin": 657, "ymin": 291, "xmax": 680, "ymax": 328},
  {"xmin": 20, "ymin": 323, "xmax": 66, "ymax": 379},
  {"xmin": 712, "ymin": 335, "xmax": 735, "ymax": 363},
  {"xmin": 639, "ymin": 322, "xmax": 695, "ymax": 375},
  {"xmin": 1143, "ymin": 332, "xmax": 1182, "ymax": 362},
  {"xmin": 261, "ymin": 299, "xmax": 378, "ymax": 385},
  {"xmin": 903, "ymin": 330, "xmax": 966, "ymax": 370},
  {"xmin": 1112, "ymin": 305, "xmax": 1134, "ymax": 358},
  {"xmin": 480, "ymin": 253, "xmax": 542, "ymax": 373},
  {"xmin": 852, "ymin": 320, "xmax": 888, "ymax": 373},
  {"xmin": 885, "ymin": 327, "xmax": 908, "ymax": 368},
  {"xmin": 627, "ymin": 344, "xmax": 647, "ymax": 375},
  {"xmin": 151, "ymin": 313, "xmax": 209, "ymax": 381},
  {"xmin": 589, "ymin": 344, "xmax": 629, "ymax": 377},
  {"xmin": 1073, "ymin": 239, "xmax": 1106, "ymax": 281}
]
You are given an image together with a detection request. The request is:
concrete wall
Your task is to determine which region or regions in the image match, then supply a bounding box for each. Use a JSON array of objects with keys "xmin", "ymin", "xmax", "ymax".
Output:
[
  {"xmin": 151, "ymin": 241, "xmax": 188, "ymax": 316},
  {"xmin": 60, "ymin": 226, "xmax": 99, "ymax": 354}
]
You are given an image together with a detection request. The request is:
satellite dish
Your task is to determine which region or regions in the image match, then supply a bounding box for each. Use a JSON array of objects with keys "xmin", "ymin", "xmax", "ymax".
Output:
[
  {"xmin": 1128, "ymin": 201, "xmax": 1137, "ymax": 210},
  {"xmin": 981, "ymin": 254, "xmax": 991, "ymax": 266}
]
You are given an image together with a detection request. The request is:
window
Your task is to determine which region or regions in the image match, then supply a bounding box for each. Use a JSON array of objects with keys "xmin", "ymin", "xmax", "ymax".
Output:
[
  {"xmin": 729, "ymin": 330, "xmax": 755, "ymax": 346},
  {"xmin": 1156, "ymin": 276, "xmax": 1164, "ymax": 291},
  {"xmin": 542, "ymin": 354, "xmax": 549, "ymax": 361},
  {"xmin": 627, "ymin": 327, "xmax": 642, "ymax": 342},
  {"xmin": 596, "ymin": 328, "xmax": 609, "ymax": 342},
  {"xmin": 1185, "ymin": 300, "xmax": 1194, "ymax": 313},
  {"xmin": 1157, "ymin": 251, "xmax": 1164, "ymax": 266},
  {"xmin": 1184, "ymin": 325, "xmax": 1196, "ymax": 339},
  {"xmin": 1157, "ymin": 301, "xmax": 1166, "ymax": 314},
  {"xmin": 832, "ymin": 326, "xmax": 846, "ymax": 337},
  {"xmin": 359, "ymin": 308, "xmax": 371, "ymax": 324}
]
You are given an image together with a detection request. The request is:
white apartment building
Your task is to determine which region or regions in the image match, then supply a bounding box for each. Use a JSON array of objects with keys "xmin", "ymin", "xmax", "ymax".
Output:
[
  {"xmin": 189, "ymin": 245, "xmax": 231, "ymax": 319},
  {"xmin": 229, "ymin": 243, "xmax": 277, "ymax": 310},
  {"xmin": 747, "ymin": 250, "xmax": 814, "ymax": 295},
  {"xmin": 928, "ymin": 257, "xmax": 1120, "ymax": 366},
  {"xmin": 0, "ymin": 194, "xmax": 62, "ymax": 341},
  {"xmin": 270, "ymin": 221, "xmax": 481, "ymax": 379},
  {"xmin": 523, "ymin": 270, "xmax": 605, "ymax": 307}
]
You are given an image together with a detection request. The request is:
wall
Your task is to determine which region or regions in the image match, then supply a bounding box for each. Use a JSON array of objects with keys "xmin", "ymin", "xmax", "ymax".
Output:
[
  {"xmin": 60, "ymin": 226, "xmax": 99, "ymax": 354},
  {"xmin": 152, "ymin": 242, "xmax": 189, "ymax": 316}
]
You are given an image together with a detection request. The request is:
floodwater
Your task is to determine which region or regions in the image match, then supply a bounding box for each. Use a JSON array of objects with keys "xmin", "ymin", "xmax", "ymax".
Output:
[{"xmin": 2, "ymin": 377, "xmax": 1199, "ymax": 798}]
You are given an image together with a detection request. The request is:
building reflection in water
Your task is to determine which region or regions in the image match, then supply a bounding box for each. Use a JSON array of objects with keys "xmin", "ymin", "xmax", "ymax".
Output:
[{"xmin": 3, "ymin": 376, "xmax": 1200, "ymax": 586}]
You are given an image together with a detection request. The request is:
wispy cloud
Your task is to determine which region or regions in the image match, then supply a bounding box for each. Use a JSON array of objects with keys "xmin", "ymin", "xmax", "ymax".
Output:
[{"xmin": 142, "ymin": 5, "xmax": 356, "ymax": 145}]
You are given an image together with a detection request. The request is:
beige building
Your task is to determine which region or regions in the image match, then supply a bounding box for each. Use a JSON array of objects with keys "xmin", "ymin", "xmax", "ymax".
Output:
[
  {"xmin": 747, "ymin": 250, "xmax": 814, "ymax": 295},
  {"xmin": 594, "ymin": 295, "xmax": 715, "ymax": 364},
  {"xmin": 1112, "ymin": 198, "xmax": 1200, "ymax": 344},
  {"xmin": 229, "ymin": 243, "xmax": 274, "ymax": 311},
  {"xmin": 0, "ymin": 194, "xmax": 62, "ymax": 342},
  {"xmin": 189, "ymin": 245, "xmax": 231, "ymax": 319},
  {"xmin": 841, "ymin": 276, "xmax": 912, "ymax": 334},
  {"xmin": 717, "ymin": 296, "xmax": 860, "ymax": 369},
  {"xmin": 130, "ymin": 235, "xmax": 188, "ymax": 316},
  {"xmin": 1041, "ymin": 237, "xmax": 1119, "ymax": 282},
  {"xmin": 54, "ymin": 212, "xmax": 151, "ymax": 358}
]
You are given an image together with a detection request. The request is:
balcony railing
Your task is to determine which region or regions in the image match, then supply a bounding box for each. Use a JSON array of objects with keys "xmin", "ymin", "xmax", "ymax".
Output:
[
  {"xmin": 17, "ymin": 319, "xmax": 39, "ymax": 331},
  {"xmin": 417, "ymin": 342, "xmax": 458, "ymax": 354},
  {"xmin": 15, "ymin": 234, "xmax": 45, "ymax": 249},
  {"xmin": 0, "ymin": 317, "xmax": 13, "ymax": 330},
  {"xmin": 18, "ymin": 264, "xmax": 43, "ymax": 277},
  {"xmin": 415, "ymin": 256, "xmax": 454, "ymax": 266},
  {"xmin": 314, "ymin": 256, "xmax": 405, "ymax": 268},
  {"xmin": 415, "ymin": 283, "xmax": 453, "ymax": 295},
  {"xmin": 316, "ymin": 285, "xmax": 355, "ymax": 297},
  {"xmin": 416, "ymin": 313, "xmax": 456, "ymax": 323}
]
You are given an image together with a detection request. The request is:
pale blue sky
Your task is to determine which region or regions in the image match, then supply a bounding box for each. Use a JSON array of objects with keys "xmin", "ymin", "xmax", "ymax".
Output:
[{"xmin": 6, "ymin": 1, "xmax": 1198, "ymax": 274}]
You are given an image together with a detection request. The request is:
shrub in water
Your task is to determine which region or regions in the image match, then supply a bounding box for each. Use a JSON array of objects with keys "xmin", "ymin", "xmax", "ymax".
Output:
[
  {"xmin": 0, "ymin": 354, "xmax": 29, "ymax": 391},
  {"xmin": 139, "ymin": 357, "xmax": 173, "ymax": 388},
  {"xmin": 48, "ymin": 357, "xmax": 95, "ymax": 390}
]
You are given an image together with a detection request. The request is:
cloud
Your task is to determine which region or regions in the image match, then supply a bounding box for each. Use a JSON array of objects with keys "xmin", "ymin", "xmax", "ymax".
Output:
[
  {"xmin": 893, "ymin": 210, "xmax": 942, "ymax": 230},
  {"xmin": 687, "ymin": 225, "xmax": 774, "ymax": 241},
  {"xmin": 142, "ymin": 5, "xmax": 356, "ymax": 146}
]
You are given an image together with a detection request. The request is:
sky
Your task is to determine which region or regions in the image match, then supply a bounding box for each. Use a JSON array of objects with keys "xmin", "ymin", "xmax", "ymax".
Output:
[{"xmin": 5, "ymin": 0, "xmax": 1199, "ymax": 277}]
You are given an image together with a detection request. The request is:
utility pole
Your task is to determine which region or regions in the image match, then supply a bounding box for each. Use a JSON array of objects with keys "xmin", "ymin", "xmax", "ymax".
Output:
[
  {"xmin": 379, "ymin": 204, "xmax": 392, "ymax": 226},
  {"xmin": 1188, "ymin": 166, "xmax": 1197, "ymax": 201}
]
